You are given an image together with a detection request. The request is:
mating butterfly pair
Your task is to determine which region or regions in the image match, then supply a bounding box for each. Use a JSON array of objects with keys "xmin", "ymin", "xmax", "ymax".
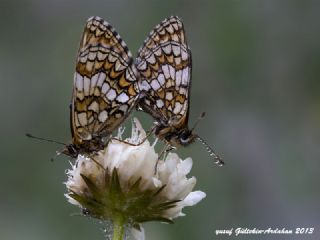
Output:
[{"xmin": 64, "ymin": 16, "xmax": 223, "ymax": 166}]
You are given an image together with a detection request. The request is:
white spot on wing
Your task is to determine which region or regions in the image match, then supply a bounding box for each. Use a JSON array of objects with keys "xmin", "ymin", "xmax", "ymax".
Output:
[
  {"xmin": 169, "ymin": 65, "xmax": 175, "ymax": 79},
  {"xmin": 75, "ymin": 114, "xmax": 80, "ymax": 127},
  {"xmin": 173, "ymin": 102, "xmax": 183, "ymax": 114},
  {"xmin": 182, "ymin": 102, "xmax": 187, "ymax": 113},
  {"xmin": 182, "ymin": 67, "xmax": 189, "ymax": 85},
  {"xmin": 78, "ymin": 112, "xmax": 87, "ymax": 126},
  {"xmin": 139, "ymin": 80, "xmax": 151, "ymax": 91},
  {"xmin": 158, "ymin": 73, "xmax": 165, "ymax": 86},
  {"xmin": 108, "ymin": 53, "xmax": 117, "ymax": 62},
  {"xmin": 75, "ymin": 72, "xmax": 83, "ymax": 91},
  {"xmin": 163, "ymin": 44, "xmax": 172, "ymax": 54},
  {"xmin": 154, "ymin": 47, "xmax": 162, "ymax": 56},
  {"xmin": 106, "ymin": 88, "xmax": 117, "ymax": 101},
  {"xmin": 151, "ymin": 79, "xmax": 161, "ymax": 91},
  {"xmin": 97, "ymin": 72, "xmax": 106, "ymax": 87},
  {"xmin": 181, "ymin": 49, "xmax": 188, "ymax": 61},
  {"xmin": 172, "ymin": 45, "xmax": 180, "ymax": 56},
  {"xmin": 166, "ymin": 92, "xmax": 173, "ymax": 100},
  {"xmin": 102, "ymin": 82, "xmax": 110, "ymax": 94},
  {"xmin": 174, "ymin": 56, "xmax": 181, "ymax": 65},
  {"xmin": 156, "ymin": 99, "xmax": 164, "ymax": 108},
  {"xmin": 116, "ymin": 92, "xmax": 129, "ymax": 103},
  {"xmin": 162, "ymin": 65, "xmax": 170, "ymax": 79},
  {"xmin": 147, "ymin": 54, "xmax": 156, "ymax": 64},
  {"xmin": 98, "ymin": 110, "xmax": 108, "ymax": 122},
  {"xmin": 84, "ymin": 76, "xmax": 90, "ymax": 96},
  {"xmin": 90, "ymin": 73, "xmax": 99, "ymax": 94},
  {"xmin": 88, "ymin": 51, "xmax": 96, "ymax": 61},
  {"xmin": 179, "ymin": 87, "xmax": 187, "ymax": 95},
  {"xmin": 176, "ymin": 70, "xmax": 182, "ymax": 86},
  {"xmin": 97, "ymin": 50, "xmax": 106, "ymax": 61}
]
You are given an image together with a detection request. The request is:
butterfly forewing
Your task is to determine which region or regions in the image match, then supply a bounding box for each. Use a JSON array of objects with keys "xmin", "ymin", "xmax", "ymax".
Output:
[
  {"xmin": 70, "ymin": 16, "xmax": 139, "ymax": 155},
  {"xmin": 136, "ymin": 16, "xmax": 192, "ymax": 134}
]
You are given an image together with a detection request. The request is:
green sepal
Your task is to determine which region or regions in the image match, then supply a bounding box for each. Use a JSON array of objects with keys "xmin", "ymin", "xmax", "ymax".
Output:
[{"xmin": 67, "ymin": 168, "xmax": 181, "ymax": 225}]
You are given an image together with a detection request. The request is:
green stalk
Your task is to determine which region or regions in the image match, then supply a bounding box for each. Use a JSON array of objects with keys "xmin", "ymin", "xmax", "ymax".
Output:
[{"xmin": 112, "ymin": 214, "xmax": 125, "ymax": 240}]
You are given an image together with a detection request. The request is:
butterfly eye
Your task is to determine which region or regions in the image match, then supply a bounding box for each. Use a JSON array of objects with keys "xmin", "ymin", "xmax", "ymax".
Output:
[
  {"xmin": 179, "ymin": 131, "xmax": 192, "ymax": 144},
  {"xmin": 180, "ymin": 136, "xmax": 190, "ymax": 144}
]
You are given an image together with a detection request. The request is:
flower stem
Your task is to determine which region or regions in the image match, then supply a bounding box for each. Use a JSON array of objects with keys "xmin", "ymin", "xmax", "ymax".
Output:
[{"xmin": 112, "ymin": 214, "xmax": 125, "ymax": 240}]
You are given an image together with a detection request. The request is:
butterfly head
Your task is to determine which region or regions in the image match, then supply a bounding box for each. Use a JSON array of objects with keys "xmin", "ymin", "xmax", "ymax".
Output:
[
  {"xmin": 175, "ymin": 128, "xmax": 198, "ymax": 147},
  {"xmin": 172, "ymin": 111, "xmax": 203, "ymax": 147},
  {"xmin": 154, "ymin": 124, "xmax": 195, "ymax": 148},
  {"xmin": 161, "ymin": 111, "xmax": 224, "ymax": 166},
  {"xmin": 61, "ymin": 144, "xmax": 79, "ymax": 158}
]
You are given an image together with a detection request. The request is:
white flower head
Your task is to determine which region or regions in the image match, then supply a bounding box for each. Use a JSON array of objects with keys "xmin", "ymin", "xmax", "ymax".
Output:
[{"xmin": 65, "ymin": 118, "xmax": 206, "ymax": 239}]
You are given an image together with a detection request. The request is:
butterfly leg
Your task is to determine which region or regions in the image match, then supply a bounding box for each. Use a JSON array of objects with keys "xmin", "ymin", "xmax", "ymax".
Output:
[
  {"xmin": 158, "ymin": 144, "xmax": 174, "ymax": 159},
  {"xmin": 54, "ymin": 147, "xmax": 106, "ymax": 171},
  {"xmin": 154, "ymin": 144, "xmax": 174, "ymax": 174}
]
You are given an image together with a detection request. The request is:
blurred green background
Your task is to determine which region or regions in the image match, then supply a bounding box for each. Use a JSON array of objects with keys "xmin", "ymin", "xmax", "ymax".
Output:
[{"xmin": 1, "ymin": 0, "xmax": 319, "ymax": 239}]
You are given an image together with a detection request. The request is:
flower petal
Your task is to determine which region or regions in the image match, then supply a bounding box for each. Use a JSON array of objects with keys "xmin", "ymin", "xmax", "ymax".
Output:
[
  {"xmin": 183, "ymin": 191, "xmax": 206, "ymax": 206},
  {"xmin": 65, "ymin": 118, "xmax": 206, "ymax": 233}
]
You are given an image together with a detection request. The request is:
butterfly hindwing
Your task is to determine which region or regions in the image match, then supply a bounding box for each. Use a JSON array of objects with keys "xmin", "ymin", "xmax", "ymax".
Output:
[
  {"xmin": 136, "ymin": 16, "xmax": 192, "ymax": 130},
  {"xmin": 71, "ymin": 16, "xmax": 139, "ymax": 154}
]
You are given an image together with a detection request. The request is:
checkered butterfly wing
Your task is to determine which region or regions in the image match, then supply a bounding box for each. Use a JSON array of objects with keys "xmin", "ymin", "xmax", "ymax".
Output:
[
  {"xmin": 70, "ymin": 16, "xmax": 139, "ymax": 155},
  {"xmin": 136, "ymin": 16, "xmax": 192, "ymax": 133},
  {"xmin": 135, "ymin": 16, "xmax": 224, "ymax": 165}
]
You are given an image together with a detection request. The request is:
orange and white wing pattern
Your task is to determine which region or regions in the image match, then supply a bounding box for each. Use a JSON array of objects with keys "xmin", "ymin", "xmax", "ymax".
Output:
[
  {"xmin": 71, "ymin": 16, "xmax": 139, "ymax": 154},
  {"xmin": 135, "ymin": 16, "xmax": 223, "ymax": 165},
  {"xmin": 136, "ymin": 16, "xmax": 191, "ymax": 130}
]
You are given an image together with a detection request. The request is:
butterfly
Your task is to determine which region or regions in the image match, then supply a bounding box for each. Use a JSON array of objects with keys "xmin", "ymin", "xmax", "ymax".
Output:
[
  {"xmin": 136, "ymin": 16, "xmax": 224, "ymax": 166},
  {"xmin": 62, "ymin": 16, "xmax": 140, "ymax": 158}
]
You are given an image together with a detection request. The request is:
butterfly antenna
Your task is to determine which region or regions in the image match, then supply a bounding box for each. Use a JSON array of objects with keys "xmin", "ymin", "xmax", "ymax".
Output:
[
  {"xmin": 196, "ymin": 136, "xmax": 224, "ymax": 166},
  {"xmin": 26, "ymin": 133, "xmax": 67, "ymax": 146},
  {"xmin": 191, "ymin": 112, "xmax": 206, "ymax": 132}
]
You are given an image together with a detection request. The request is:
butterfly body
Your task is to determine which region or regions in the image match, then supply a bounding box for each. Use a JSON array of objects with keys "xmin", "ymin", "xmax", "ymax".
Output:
[{"xmin": 63, "ymin": 136, "xmax": 108, "ymax": 158}]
